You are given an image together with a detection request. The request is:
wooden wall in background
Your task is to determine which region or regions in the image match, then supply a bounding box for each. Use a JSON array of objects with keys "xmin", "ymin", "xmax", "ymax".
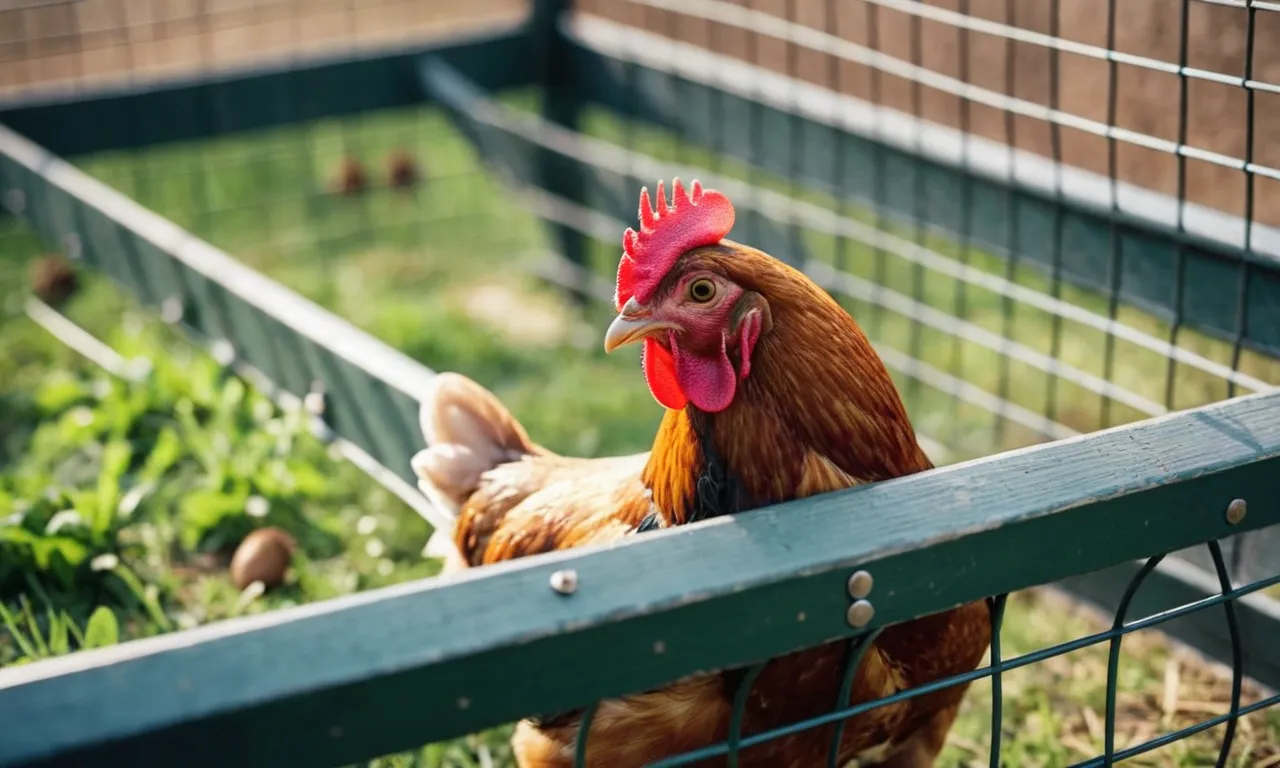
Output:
[{"xmin": 0, "ymin": 0, "xmax": 524, "ymax": 96}]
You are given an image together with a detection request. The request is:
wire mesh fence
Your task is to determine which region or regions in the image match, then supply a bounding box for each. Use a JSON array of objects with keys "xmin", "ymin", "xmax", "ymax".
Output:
[
  {"xmin": 2, "ymin": 0, "xmax": 1280, "ymax": 766},
  {"xmin": 541, "ymin": 0, "xmax": 1280, "ymax": 600}
]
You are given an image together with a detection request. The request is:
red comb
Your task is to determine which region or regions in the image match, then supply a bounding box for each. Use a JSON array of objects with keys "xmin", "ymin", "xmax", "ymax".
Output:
[{"xmin": 615, "ymin": 178, "xmax": 735, "ymax": 310}]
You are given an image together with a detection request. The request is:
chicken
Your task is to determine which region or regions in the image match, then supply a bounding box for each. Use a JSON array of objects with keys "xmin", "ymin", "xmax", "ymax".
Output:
[
  {"xmin": 412, "ymin": 179, "xmax": 991, "ymax": 767},
  {"xmin": 411, "ymin": 372, "xmax": 653, "ymax": 572}
]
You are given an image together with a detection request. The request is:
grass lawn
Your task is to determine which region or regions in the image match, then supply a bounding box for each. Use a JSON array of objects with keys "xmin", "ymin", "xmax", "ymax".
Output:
[{"xmin": 1, "ymin": 91, "xmax": 1278, "ymax": 767}]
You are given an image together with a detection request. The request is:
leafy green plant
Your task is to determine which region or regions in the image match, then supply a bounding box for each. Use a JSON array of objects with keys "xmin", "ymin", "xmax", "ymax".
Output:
[
  {"xmin": 0, "ymin": 595, "xmax": 118, "ymax": 667},
  {"xmin": 0, "ymin": 286, "xmax": 431, "ymax": 639},
  {"xmin": 0, "ymin": 328, "xmax": 338, "ymax": 605}
]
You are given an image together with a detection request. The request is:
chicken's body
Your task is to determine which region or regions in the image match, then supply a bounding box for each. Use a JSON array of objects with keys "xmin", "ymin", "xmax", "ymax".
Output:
[
  {"xmin": 412, "ymin": 373, "xmax": 653, "ymax": 571},
  {"xmin": 412, "ymin": 181, "xmax": 991, "ymax": 767}
]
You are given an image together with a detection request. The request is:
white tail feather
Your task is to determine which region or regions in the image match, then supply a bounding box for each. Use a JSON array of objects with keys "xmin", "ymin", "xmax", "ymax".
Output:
[{"xmin": 412, "ymin": 372, "xmax": 537, "ymax": 532}]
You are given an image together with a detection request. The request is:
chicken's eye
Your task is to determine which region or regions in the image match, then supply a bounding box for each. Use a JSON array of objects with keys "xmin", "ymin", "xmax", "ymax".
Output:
[{"xmin": 688, "ymin": 278, "xmax": 717, "ymax": 303}]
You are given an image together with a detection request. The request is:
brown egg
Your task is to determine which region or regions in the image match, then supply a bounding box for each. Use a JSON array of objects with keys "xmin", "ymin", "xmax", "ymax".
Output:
[
  {"xmin": 29, "ymin": 255, "xmax": 78, "ymax": 306},
  {"xmin": 333, "ymin": 156, "xmax": 367, "ymax": 196},
  {"xmin": 387, "ymin": 149, "xmax": 420, "ymax": 189},
  {"xmin": 229, "ymin": 527, "xmax": 296, "ymax": 590}
]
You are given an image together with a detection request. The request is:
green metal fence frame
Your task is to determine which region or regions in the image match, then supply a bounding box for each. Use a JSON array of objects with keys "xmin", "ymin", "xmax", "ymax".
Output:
[{"xmin": 2, "ymin": 2, "xmax": 1280, "ymax": 765}]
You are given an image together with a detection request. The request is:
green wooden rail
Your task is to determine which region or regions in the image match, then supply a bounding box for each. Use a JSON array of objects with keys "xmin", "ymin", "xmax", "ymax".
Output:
[{"xmin": 0, "ymin": 389, "xmax": 1278, "ymax": 767}]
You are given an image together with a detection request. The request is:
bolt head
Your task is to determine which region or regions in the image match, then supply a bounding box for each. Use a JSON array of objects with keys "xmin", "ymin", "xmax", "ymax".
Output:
[
  {"xmin": 846, "ymin": 599, "xmax": 875, "ymax": 628},
  {"xmin": 549, "ymin": 568, "xmax": 578, "ymax": 595},
  {"xmin": 847, "ymin": 569, "xmax": 874, "ymax": 599},
  {"xmin": 1226, "ymin": 498, "xmax": 1247, "ymax": 525}
]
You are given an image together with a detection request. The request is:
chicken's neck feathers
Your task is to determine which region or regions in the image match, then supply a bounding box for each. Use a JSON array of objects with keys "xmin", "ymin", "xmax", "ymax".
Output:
[{"xmin": 640, "ymin": 254, "xmax": 932, "ymax": 526}]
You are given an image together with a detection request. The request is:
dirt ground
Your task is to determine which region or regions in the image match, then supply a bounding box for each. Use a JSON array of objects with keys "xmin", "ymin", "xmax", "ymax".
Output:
[{"xmin": 4, "ymin": 0, "xmax": 1279, "ymax": 226}]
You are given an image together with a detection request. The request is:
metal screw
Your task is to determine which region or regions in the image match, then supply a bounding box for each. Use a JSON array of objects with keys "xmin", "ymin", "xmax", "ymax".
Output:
[
  {"xmin": 846, "ymin": 599, "xmax": 875, "ymax": 628},
  {"xmin": 62, "ymin": 233, "xmax": 81, "ymax": 260},
  {"xmin": 161, "ymin": 296, "xmax": 183, "ymax": 324},
  {"xmin": 549, "ymin": 569, "xmax": 578, "ymax": 595},
  {"xmin": 847, "ymin": 570, "xmax": 874, "ymax": 599},
  {"xmin": 1226, "ymin": 498, "xmax": 1247, "ymax": 525}
]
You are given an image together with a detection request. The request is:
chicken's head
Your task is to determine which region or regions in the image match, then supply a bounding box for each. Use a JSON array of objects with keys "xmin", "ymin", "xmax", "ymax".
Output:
[{"xmin": 603, "ymin": 179, "xmax": 772, "ymax": 413}]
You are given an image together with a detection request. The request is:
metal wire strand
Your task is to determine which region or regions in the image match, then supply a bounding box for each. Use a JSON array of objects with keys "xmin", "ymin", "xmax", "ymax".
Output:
[
  {"xmin": 948, "ymin": 0, "xmax": 975, "ymax": 439},
  {"xmin": 992, "ymin": 0, "xmax": 1020, "ymax": 448},
  {"xmin": 1098, "ymin": 0, "xmax": 1124, "ymax": 429},
  {"xmin": 1042, "ymin": 0, "xmax": 1066, "ymax": 427},
  {"xmin": 1230, "ymin": 3, "xmax": 1260, "ymax": 399},
  {"xmin": 1206, "ymin": 540, "xmax": 1243, "ymax": 768},
  {"xmin": 987, "ymin": 594, "xmax": 1008, "ymax": 768},
  {"xmin": 728, "ymin": 662, "xmax": 767, "ymax": 768},
  {"xmin": 1161, "ymin": 0, "xmax": 1194, "ymax": 413},
  {"xmin": 1103, "ymin": 553, "xmax": 1167, "ymax": 765},
  {"xmin": 826, "ymin": 629, "xmax": 883, "ymax": 768},
  {"xmin": 573, "ymin": 702, "xmax": 599, "ymax": 768},
  {"xmin": 864, "ymin": 0, "xmax": 888, "ymax": 340}
]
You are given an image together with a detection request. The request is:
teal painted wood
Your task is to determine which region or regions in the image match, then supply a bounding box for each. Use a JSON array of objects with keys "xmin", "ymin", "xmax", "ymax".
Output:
[
  {"xmin": 561, "ymin": 20, "xmax": 1280, "ymax": 359},
  {"xmin": 1, "ymin": 390, "xmax": 1278, "ymax": 768},
  {"xmin": 0, "ymin": 24, "xmax": 533, "ymax": 158},
  {"xmin": 418, "ymin": 57, "xmax": 812, "ymax": 273},
  {"xmin": 1058, "ymin": 557, "xmax": 1280, "ymax": 693},
  {"xmin": 0, "ymin": 125, "xmax": 444, "ymax": 529}
]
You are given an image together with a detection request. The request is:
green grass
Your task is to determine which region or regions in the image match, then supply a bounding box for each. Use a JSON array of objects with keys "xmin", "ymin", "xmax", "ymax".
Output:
[
  {"xmin": 2, "ymin": 93, "xmax": 1278, "ymax": 766},
  {"xmin": 0, "ymin": 253, "xmax": 438, "ymax": 650}
]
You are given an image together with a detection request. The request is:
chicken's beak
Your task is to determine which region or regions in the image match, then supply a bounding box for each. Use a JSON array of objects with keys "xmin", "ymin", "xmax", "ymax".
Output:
[{"xmin": 604, "ymin": 298, "xmax": 677, "ymax": 353}]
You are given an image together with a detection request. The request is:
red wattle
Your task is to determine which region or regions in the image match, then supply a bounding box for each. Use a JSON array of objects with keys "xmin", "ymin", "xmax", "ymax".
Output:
[
  {"xmin": 642, "ymin": 336, "xmax": 687, "ymax": 410},
  {"xmin": 671, "ymin": 332, "xmax": 737, "ymax": 413}
]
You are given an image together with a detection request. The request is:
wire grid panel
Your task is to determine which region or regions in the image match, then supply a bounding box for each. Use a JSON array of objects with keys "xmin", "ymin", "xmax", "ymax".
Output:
[
  {"xmin": 563, "ymin": 538, "xmax": 1280, "ymax": 767},
  {"xmin": 530, "ymin": 0, "xmax": 1280, "ymax": 576}
]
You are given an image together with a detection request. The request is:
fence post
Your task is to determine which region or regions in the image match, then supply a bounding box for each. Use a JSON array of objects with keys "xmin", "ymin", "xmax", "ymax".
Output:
[{"xmin": 529, "ymin": 0, "xmax": 589, "ymax": 306}]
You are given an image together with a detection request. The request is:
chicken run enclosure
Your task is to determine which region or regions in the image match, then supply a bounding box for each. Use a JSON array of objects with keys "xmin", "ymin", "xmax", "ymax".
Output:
[{"xmin": 3, "ymin": 0, "xmax": 1280, "ymax": 765}]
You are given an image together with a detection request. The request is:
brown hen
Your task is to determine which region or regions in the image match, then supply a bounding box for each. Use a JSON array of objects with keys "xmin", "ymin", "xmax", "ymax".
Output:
[{"xmin": 412, "ymin": 179, "xmax": 990, "ymax": 768}]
